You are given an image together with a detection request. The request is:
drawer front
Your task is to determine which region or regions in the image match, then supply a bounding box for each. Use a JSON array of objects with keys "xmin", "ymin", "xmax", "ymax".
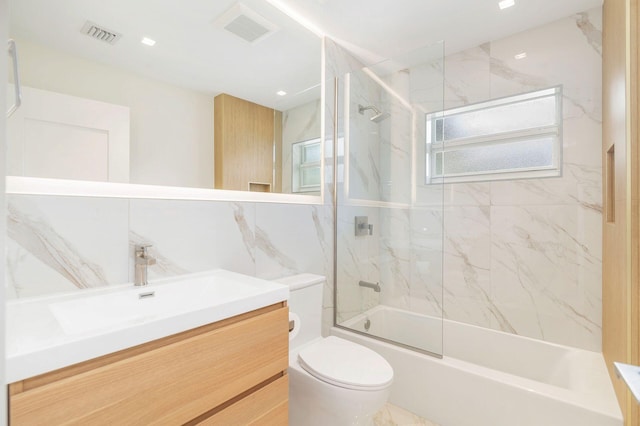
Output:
[
  {"xmin": 197, "ymin": 375, "xmax": 288, "ymax": 425},
  {"xmin": 10, "ymin": 306, "xmax": 288, "ymax": 425}
]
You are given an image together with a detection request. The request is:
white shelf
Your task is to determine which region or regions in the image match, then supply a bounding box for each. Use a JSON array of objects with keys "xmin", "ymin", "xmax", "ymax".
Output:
[{"xmin": 614, "ymin": 362, "xmax": 640, "ymax": 404}]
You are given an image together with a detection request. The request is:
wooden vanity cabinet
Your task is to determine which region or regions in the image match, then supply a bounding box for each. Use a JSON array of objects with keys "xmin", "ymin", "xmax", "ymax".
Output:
[{"xmin": 8, "ymin": 303, "xmax": 289, "ymax": 425}]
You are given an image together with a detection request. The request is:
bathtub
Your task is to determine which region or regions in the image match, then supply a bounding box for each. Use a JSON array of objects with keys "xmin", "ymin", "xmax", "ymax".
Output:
[{"xmin": 334, "ymin": 305, "xmax": 623, "ymax": 426}]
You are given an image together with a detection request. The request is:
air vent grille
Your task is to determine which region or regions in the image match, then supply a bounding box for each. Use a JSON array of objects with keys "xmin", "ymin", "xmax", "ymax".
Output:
[
  {"xmin": 224, "ymin": 14, "xmax": 270, "ymax": 43},
  {"xmin": 81, "ymin": 21, "xmax": 122, "ymax": 45},
  {"xmin": 213, "ymin": 3, "xmax": 278, "ymax": 44}
]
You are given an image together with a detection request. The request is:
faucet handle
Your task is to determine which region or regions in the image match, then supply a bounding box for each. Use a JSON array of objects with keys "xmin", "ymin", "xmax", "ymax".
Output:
[{"xmin": 135, "ymin": 243, "xmax": 153, "ymax": 256}]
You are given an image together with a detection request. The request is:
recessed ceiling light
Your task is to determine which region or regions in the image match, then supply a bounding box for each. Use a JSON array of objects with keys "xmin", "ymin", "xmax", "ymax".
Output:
[
  {"xmin": 514, "ymin": 52, "xmax": 527, "ymax": 60},
  {"xmin": 499, "ymin": 0, "xmax": 515, "ymax": 9},
  {"xmin": 277, "ymin": 90, "xmax": 287, "ymax": 96},
  {"xmin": 141, "ymin": 37, "xmax": 156, "ymax": 46}
]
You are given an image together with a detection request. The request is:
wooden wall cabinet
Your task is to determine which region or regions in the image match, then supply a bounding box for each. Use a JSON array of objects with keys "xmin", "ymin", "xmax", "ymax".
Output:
[
  {"xmin": 9, "ymin": 303, "xmax": 289, "ymax": 425},
  {"xmin": 214, "ymin": 93, "xmax": 282, "ymax": 193},
  {"xmin": 602, "ymin": 0, "xmax": 639, "ymax": 424}
]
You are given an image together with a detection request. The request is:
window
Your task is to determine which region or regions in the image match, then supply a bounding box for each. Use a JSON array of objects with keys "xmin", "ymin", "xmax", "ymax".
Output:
[
  {"xmin": 292, "ymin": 138, "xmax": 321, "ymax": 193},
  {"xmin": 426, "ymin": 86, "xmax": 562, "ymax": 183}
]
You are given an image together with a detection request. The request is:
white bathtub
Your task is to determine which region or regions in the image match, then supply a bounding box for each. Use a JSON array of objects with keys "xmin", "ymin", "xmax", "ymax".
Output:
[{"xmin": 334, "ymin": 305, "xmax": 623, "ymax": 426}]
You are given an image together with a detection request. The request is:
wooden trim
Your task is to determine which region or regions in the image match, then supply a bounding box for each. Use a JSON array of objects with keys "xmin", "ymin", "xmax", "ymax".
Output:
[{"xmin": 629, "ymin": 0, "xmax": 639, "ymax": 423}]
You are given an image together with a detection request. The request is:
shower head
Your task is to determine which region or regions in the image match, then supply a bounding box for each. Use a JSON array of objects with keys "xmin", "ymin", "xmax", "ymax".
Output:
[
  {"xmin": 358, "ymin": 104, "xmax": 390, "ymax": 123},
  {"xmin": 370, "ymin": 111, "xmax": 390, "ymax": 123}
]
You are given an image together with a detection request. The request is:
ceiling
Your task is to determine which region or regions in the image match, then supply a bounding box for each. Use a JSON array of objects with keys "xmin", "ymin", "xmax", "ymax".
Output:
[
  {"xmin": 9, "ymin": 0, "xmax": 603, "ymax": 110},
  {"xmin": 270, "ymin": 0, "xmax": 604, "ymax": 62}
]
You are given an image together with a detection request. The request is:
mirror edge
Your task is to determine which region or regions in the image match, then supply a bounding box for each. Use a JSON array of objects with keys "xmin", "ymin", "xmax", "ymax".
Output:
[{"xmin": 6, "ymin": 176, "xmax": 324, "ymax": 205}]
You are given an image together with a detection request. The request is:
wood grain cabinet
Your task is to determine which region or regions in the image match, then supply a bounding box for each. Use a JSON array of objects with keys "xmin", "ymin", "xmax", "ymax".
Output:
[
  {"xmin": 214, "ymin": 93, "xmax": 283, "ymax": 193},
  {"xmin": 9, "ymin": 303, "xmax": 289, "ymax": 425}
]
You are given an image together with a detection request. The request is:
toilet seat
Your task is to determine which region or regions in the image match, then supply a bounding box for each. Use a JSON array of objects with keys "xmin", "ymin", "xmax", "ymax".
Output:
[{"xmin": 297, "ymin": 336, "xmax": 393, "ymax": 391}]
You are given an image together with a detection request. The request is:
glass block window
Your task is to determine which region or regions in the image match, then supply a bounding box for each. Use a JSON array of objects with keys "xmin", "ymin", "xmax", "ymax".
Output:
[
  {"xmin": 292, "ymin": 138, "xmax": 321, "ymax": 193},
  {"xmin": 426, "ymin": 86, "xmax": 562, "ymax": 183}
]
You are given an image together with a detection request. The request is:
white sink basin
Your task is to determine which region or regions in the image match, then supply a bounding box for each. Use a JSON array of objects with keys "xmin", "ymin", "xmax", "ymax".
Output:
[
  {"xmin": 49, "ymin": 273, "xmax": 260, "ymax": 335},
  {"xmin": 6, "ymin": 269, "xmax": 289, "ymax": 383}
]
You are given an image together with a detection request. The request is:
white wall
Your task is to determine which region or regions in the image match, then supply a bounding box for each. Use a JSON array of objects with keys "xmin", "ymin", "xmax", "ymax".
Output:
[{"xmin": 11, "ymin": 38, "xmax": 214, "ymax": 189}]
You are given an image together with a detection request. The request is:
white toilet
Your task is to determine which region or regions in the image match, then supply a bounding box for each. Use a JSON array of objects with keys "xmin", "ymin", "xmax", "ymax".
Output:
[{"xmin": 276, "ymin": 274, "xmax": 393, "ymax": 426}]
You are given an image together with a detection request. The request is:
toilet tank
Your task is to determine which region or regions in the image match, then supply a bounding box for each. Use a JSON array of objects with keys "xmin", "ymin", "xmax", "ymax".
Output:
[{"xmin": 275, "ymin": 274, "xmax": 325, "ymax": 349}]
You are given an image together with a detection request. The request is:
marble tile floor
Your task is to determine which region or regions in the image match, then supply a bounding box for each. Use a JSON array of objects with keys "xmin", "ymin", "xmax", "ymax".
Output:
[{"xmin": 374, "ymin": 403, "xmax": 439, "ymax": 426}]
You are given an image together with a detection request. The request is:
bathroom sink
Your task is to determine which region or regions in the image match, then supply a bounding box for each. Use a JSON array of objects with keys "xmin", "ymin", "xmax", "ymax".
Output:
[
  {"xmin": 49, "ymin": 272, "xmax": 260, "ymax": 335},
  {"xmin": 6, "ymin": 269, "xmax": 288, "ymax": 383}
]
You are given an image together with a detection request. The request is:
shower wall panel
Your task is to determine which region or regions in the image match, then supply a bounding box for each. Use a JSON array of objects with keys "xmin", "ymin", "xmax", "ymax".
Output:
[{"xmin": 438, "ymin": 8, "xmax": 603, "ymax": 351}]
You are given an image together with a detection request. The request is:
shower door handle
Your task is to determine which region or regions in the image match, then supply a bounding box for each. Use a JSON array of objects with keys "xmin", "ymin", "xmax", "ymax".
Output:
[{"xmin": 7, "ymin": 39, "xmax": 22, "ymax": 118}]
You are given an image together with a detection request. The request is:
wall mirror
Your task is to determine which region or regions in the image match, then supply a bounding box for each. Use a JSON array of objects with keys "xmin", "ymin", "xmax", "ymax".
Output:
[{"xmin": 7, "ymin": 0, "xmax": 322, "ymax": 197}]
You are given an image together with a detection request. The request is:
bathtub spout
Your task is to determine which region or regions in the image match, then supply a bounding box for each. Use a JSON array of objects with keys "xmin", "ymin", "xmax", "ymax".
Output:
[{"xmin": 359, "ymin": 280, "xmax": 381, "ymax": 292}]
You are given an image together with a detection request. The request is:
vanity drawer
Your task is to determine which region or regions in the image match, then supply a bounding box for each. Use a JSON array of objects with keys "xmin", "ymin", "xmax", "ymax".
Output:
[
  {"xmin": 9, "ymin": 304, "xmax": 288, "ymax": 425},
  {"xmin": 196, "ymin": 375, "xmax": 288, "ymax": 425}
]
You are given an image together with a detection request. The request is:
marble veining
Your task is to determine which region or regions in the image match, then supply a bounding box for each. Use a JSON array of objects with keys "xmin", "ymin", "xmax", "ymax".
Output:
[
  {"xmin": 489, "ymin": 56, "xmax": 550, "ymax": 89},
  {"xmin": 254, "ymin": 226, "xmax": 298, "ymax": 273},
  {"xmin": 576, "ymin": 11, "xmax": 602, "ymax": 55},
  {"xmin": 7, "ymin": 200, "xmax": 109, "ymax": 291},
  {"xmin": 232, "ymin": 202, "xmax": 256, "ymax": 263}
]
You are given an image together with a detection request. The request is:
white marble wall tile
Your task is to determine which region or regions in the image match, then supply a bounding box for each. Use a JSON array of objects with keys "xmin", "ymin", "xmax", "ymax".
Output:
[
  {"xmin": 442, "ymin": 183, "xmax": 491, "ymax": 206},
  {"xmin": 490, "ymin": 9, "xmax": 602, "ymax": 104},
  {"xmin": 442, "ymin": 206, "xmax": 495, "ymax": 328},
  {"xmin": 379, "ymin": 207, "xmax": 412, "ymax": 308},
  {"xmin": 488, "ymin": 8, "xmax": 602, "ymax": 211},
  {"xmin": 409, "ymin": 56, "xmax": 446, "ymax": 112},
  {"xmin": 348, "ymin": 69, "xmax": 384, "ymax": 202},
  {"xmin": 442, "ymin": 44, "xmax": 491, "ymax": 109},
  {"xmin": 7, "ymin": 195, "xmax": 129, "ymax": 298},
  {"xmin": 335, "ymin": 204, "xmax": 381, "ymax": 323},
  {"xmin": 128, "ymin": 200, "xmax": 256, "ymax": 280},
  {"xmin": 380, "ymin": 70, "xmax": 412, "ymax": 204},
  {"xmin": 490, "ymin": 177, "xmax": 579, "ymax": 206},
  {"xmin": 417, "ymin": 9, "xmax": 600, "ymax": 351},
  {"xmin": 409, "ymin": 207, "xmax": 444, "ymax": 317},
  {"xmin": 254, "ymin": 203, "xmax": 328, "ymax": 280},
  {"xmin": 490, "ymin": 205, "xmax": 601, "ymax": 350}
]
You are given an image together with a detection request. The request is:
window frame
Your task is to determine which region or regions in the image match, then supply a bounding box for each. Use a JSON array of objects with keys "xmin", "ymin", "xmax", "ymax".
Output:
[
  {"xmin": 426, "ymin": 86, "xmax": 563, "ymax": 184},
  {"xmin": 292, "ymin": 137, "xmax": 322, "ymax": 193}
]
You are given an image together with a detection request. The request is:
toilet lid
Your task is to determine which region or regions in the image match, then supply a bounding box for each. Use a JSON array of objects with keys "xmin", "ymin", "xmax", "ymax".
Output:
[{"xmin": 297, "ymin": 336, "xmax": 393, "ymax": 391}]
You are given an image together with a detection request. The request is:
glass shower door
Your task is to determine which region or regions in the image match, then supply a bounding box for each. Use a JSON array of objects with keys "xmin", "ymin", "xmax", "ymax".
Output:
[{"xmin": 334, "ymin": 41, "xmax": 445, "ymax": 357}]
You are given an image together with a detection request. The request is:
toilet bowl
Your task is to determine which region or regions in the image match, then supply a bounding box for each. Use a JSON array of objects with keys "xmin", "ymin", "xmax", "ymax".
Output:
[{"xmin": 276, "ymin": 274, "xmax": 393, "ymax": 426}]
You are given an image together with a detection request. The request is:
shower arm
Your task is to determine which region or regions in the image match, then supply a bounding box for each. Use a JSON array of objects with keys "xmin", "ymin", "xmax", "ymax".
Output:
[{"xmin": 358, "ymin": 105, "xmax": 380, "ymax": 115}]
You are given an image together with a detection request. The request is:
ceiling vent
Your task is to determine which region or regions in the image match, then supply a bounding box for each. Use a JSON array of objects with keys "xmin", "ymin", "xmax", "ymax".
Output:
[
  {"xmin": 80, "ymin": 21, "xmax": 122, "ymax": 45},
  {"xmin": 213, "ymin": 3, "xmax": 279, "ymax": 44}
]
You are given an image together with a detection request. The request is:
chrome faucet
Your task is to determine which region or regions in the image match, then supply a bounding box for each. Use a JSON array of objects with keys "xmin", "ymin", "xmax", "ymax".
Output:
[{"xmin": 134, "ymin": 244, "xmax": 156, "ymax": 286}]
